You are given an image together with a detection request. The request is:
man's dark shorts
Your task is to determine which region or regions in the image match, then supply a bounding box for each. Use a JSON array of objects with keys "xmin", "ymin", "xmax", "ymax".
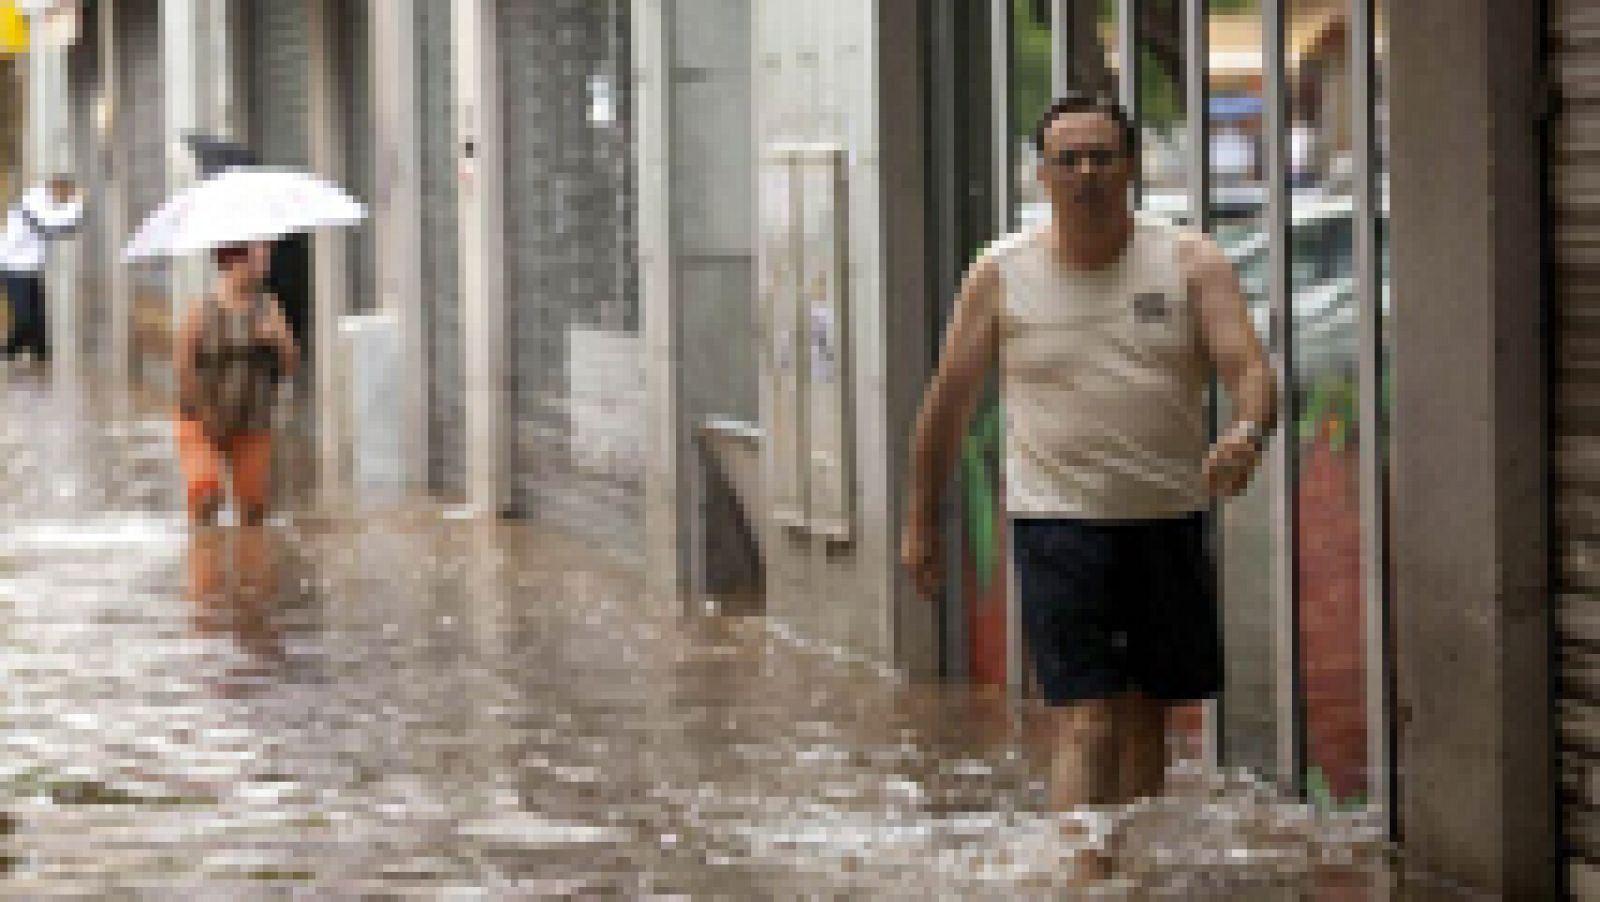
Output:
[{"xmin": 1012, "ymin": 512, "xmax": 1221, "ymax": 705}]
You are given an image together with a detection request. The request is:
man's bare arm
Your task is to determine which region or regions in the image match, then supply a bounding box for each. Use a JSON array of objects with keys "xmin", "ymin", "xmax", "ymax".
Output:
[
  {"xmin": 1190, "ymin": 236, "xmax": 1276, "ymax": 429},
  {"xmin": 906, "ymin": 253, "xmax": 1002, "ymax": 529},
  {"xmin": 1188, "ymin": 235, "xmax": 1279, "ymax": 497}
]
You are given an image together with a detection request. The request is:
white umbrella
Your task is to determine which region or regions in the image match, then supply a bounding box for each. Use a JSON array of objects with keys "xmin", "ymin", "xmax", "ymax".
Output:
[{"xmin": 123, "ymin": 168, "xmax": 366, "ymax": 260}]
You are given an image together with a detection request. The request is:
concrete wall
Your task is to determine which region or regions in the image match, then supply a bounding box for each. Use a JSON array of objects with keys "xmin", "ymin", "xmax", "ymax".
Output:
[
  {"xmin": 751, "ymin": 0, "xmax": 934, "ymax": 671},
  {"xmin": 674, "ymin": 0, "xmax": 757, "ymax": 436},
  {"xmin": 667, "ymin": 0, "xmax": 760, "ymax": 600},
  {"xmin": 1388, "ymin": 0, "xmax": 1552, "ymax": 896}
]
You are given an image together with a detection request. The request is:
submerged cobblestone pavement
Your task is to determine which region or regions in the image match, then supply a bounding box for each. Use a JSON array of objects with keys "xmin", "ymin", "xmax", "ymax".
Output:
[{"xmin": 0, "ymin": 375, "xmax": 1486, "ymax": 898}]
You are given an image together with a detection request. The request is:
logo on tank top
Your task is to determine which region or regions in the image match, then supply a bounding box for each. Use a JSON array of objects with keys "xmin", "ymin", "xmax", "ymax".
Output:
[{"xmin": 1132, "ymin": 291, "xmax": 1170, "ymax": 324}]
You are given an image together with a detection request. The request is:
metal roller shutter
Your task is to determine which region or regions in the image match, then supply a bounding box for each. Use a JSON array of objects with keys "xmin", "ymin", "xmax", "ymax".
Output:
[
  {"xmin": 246, "ymin": 0, "xmax": 316, "ymax": 503},
  {"xmin": 246, "ymin": 0, "xmax": 311, "ymax": 168},
  {"xmin": 1553, "ymin": 2, "xmax": 1600, "ymax": 896},
  {"xmin": 119, "ymin": 0, "xmax": 164, "ymax": 301},
  {"xmin": 495, "ymin": 0, "xmax": 640, "ymax": 554},
  {"xmin": 416, "ymin": 0, "xmax": 463, "ymax": 496},
  {"xmin": 335, "ymin": 0, "xmax": 374, "ymax": 314}
]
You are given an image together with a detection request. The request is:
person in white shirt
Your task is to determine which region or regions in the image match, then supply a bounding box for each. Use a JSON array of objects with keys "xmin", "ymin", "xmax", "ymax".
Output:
[
  {"xmin": 0, "ymin": 176, "xmax": 83, "ymax": 362},
  {"xmin": 903, "ymin": 92, "xmax": 1277, "ymax": 844}
]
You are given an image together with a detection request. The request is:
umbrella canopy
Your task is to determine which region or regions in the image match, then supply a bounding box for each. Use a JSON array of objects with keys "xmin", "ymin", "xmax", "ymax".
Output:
[{"xmin": 124, "ymin": 168, "xmax": 365, "ymax": 260}]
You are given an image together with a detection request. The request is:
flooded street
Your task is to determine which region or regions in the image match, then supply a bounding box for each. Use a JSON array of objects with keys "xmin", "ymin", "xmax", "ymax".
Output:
[{"xmin": 0, "ymin": 377, "xmax": 1481, "ymax": 898}]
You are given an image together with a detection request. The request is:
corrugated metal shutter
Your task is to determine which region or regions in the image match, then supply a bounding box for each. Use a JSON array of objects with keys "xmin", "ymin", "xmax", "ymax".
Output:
[
  {"xmin": 416, "ymin": 0, "xmax": 463, "ymax": 496},
  {"xmin": 246, "ymin": 0, "xmax": 316, "ymax": 506},
  {"xmin": 336, "ymin": 0, "xmax": 375, "ymax": 314},
  {"xmin": 246, "ymin": 0, "xmax": 311, "ymax": 168},
  {"xmin": 1553, "ymin": 2, "xmax": 1600, "ymax": 897},
  {"xmin": 495, "ymin": 0, "xmax": 641, "ymax": 555},
  {"xmin": 119, "ymin": 0, "xmax": 164, "ymax": 300}
]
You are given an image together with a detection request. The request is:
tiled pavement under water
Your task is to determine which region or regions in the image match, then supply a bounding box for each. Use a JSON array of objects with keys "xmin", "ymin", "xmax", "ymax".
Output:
[{"xmin": 0, "ymin": 373, "xmax": 1491, "ymax": 899}]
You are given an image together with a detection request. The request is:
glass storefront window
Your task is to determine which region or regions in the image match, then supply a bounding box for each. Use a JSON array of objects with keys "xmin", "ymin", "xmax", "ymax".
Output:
[
  {"xmin": 1375, "ymin": 0, "xmax": 1393, "ymax": 814},
  {"xmin": 1289, "ymin": 0, "xmax": 1368, "ymax": 810},
  {"xmin": 1012, "ymin": 0, "xmax": 1054, "ymax": 227},
  {"xmin": 963, "ymin": 0, "xmax": 1389, "ymax": 812},
  {"xmin": 1208, "ymin": 0, "xmax": 1280, "ymax": 785},
  {"xmin": 1137, "ymin": 0, "xmax": 1188, "ymax": 225},
  {"xmin": 1025, "ymin": 0, "xmax": 1122, "ymax": 227}
]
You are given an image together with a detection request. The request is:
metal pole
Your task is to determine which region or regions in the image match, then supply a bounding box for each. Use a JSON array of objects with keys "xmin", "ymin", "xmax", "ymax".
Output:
[
  {"xmin": 1117, "ymin": 0, "xmax": 1136, "ymax": 114},
  {"xmin": 454, "ymin": 0, "xmax": 509, "ymax": 515},
  {"xmin": 1050, "ymin": 0, "xmax": 1070, "ymax": 95},
  {"xmin": 1263, "ymin": 0, "xmax": 1303, "ymax": 797},
  {"xmin": 990, "ymin": 0, "xmax": 1027, "ymax": 699},
  {"xmin": 1349, "ymin": 0, "xmax": 1390, "ymax": 826},
  {"xmin": 1183, "ymin": 0, "xmax": 1222, "ymax": 769}
]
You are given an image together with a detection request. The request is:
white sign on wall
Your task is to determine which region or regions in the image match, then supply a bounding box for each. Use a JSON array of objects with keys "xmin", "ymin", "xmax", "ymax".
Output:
[
  {"xmin": 760, "ymin": 142, "xmax": 853, "ymax": 544},
  {"xmin": 796, "ymin": 145, "xmax": 852, "ymax": 544},
  {"xmin": 760, "ymin": 148, "xmax": 806, "ymax": 531}
]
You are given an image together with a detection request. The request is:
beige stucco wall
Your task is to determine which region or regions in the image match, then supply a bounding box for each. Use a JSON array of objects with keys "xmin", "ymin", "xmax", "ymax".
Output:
[{"xmin": 751, "ymin": 0, "xmax": 934, "ymax": 672}]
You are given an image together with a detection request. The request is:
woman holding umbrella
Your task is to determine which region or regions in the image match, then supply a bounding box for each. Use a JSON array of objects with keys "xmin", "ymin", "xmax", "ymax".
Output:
[
  {"xmin": 125, "ymin": 165, "xmax": 365, "ymax": 524},
  {"xmin": 173, "ymin": 241, "xmax": 297, "ymax": 525}
]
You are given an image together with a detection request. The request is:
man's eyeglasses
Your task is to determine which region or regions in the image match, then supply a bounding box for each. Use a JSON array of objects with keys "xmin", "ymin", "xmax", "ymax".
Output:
[{"xmin": 1042, "ymin": 148, "xmax": 1123, "ymax": 170}]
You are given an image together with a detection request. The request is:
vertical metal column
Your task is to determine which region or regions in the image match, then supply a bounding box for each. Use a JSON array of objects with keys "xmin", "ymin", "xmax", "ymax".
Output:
[
  {"xmin": 930, "ymin": 1, "xmax": 967, "ymax": 680},
  {"xmin": 990, "ymin": 0, "xmax": 1027, "ymax": 698},
  {"xmin": 100, "ymin": 0, "xmax": 131, "ymax": 392},
  {"xmin": 635, "ymin": 0, "xmax": 684, "ymax": 608},
  {"xmin": 308, "ymin": 0, "xmax": 350, "ymax": 495},
  {"xmin": 1117, "ymin": 0, "xmax": 1139, "ymax": 204},
  {"xmin": 162, "ymin": 0, "xmax": 206, "ymax": 338},
  {"xmin": 27, "ymin": 8, "xmax": 77, "ymax": 386},
  {"xmin": 454, "ymin": 0, "xmax": 509, "ymax": 515},
  {"xmin": 202, "ymin": 0, "xmax": 238, "ymax": 137},
  {"xmin": 991, "ymin": 0, "xmax": 1014, "ymax": 233},
  {"xmin": 1117, "ymin": 0, "xmax": 1137, "ymax": 114},
  {"xmin": 1263, "ymin": 0, "xmax": 1303, "ymax": 796},
  {"xmin": 1050, "ymin": 0, "xmax": 1071, "ymax": 95},
  {"xmin": 372, "ymin": 0, "xmax": 428, "ymax": 489},
  {"xmin": 1349, "ymin": 0, "xmax": 1390, "ymax": 825},
  {"xmin": 1184, "ymin": 0, "xmax": 1210, "ymax": 236},
  {"xmin": 1183, "ymin": 0, "xmax": 1222, "ymax": 768}
]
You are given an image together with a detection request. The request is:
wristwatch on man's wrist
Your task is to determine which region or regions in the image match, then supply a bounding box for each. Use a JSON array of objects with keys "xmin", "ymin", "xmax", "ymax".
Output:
[{"xmin": 1229, "ymin": 419, "xmax": 1267, "ymax": 453}]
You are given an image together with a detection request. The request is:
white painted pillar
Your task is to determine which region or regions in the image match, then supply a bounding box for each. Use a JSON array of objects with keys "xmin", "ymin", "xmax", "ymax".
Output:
[
  {"xmin": 200, "ymin": 0, "xmax": 238, "ymax": 137},
  {"xmin": 633, "ymin": 0, "xmax": 680, "ymax": 608},
  {"xmin": 100, "ymin": 0, "xmax": 131, "ymax": 392},
  {"xmin": 307, "ymin": 0, "xmax": 350, "ymax": 496},
  {"xmin": 453, "ymin": 0, "xmax": 508, "ymax": 514},
  {"xmin": 160, "ymin": 0, "xmax": 206, "ymax": 326},
  {"xmin": 24, "ymin": 7, "xmax": 77, "ymax": 384},
  {"xmin": 371, "ymin": 0, "xmax": 428, "ymax": 489}
]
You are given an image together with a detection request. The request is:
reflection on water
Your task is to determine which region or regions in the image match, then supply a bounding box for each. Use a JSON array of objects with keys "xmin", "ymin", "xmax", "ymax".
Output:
[{"xmin": 0, "ymin": 381, "xmax": 1485, "ymax": 897}]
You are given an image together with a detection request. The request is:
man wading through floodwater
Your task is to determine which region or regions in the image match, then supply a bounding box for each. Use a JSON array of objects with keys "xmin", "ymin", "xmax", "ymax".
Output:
[{"xmin": 902, "ymin": 92, "xmax": 1277, "ymax": 848}]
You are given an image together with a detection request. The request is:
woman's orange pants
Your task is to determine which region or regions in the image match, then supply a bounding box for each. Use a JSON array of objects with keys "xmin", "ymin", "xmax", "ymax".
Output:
[{"xmin": 176, "ymin": 417, "xmax": 273, "ymax": 519}]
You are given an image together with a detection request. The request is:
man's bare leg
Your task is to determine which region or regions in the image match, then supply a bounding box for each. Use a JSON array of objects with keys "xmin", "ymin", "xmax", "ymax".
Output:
[
  {"xmin": 1115, "ymin": 691, "xmax": 1168, "ymax": 802},
  {"xmin": 1050, "ymin": 699, "xmax": 1120, "ymax": 881},
  {"xmin": 1050, "ymin": 699, "xmax": 1120, "ymax": 809}
]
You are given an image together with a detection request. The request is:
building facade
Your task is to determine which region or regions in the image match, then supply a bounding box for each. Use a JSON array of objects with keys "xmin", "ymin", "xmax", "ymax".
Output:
[{"xmin": 10, "ymin": 0, "xmax": 1586, "ymax": 896}]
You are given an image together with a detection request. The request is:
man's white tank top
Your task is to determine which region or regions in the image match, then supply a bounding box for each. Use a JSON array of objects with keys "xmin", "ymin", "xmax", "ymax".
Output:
[{"xmin": 988, "ymin": 214, "xmax": 1210, "ymax": 520}]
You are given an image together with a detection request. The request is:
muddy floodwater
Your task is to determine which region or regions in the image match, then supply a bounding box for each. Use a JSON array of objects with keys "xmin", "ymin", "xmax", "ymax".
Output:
[{"xmin": 0, "ymin": 379, "xmax": 1489, "ymax": 898}]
